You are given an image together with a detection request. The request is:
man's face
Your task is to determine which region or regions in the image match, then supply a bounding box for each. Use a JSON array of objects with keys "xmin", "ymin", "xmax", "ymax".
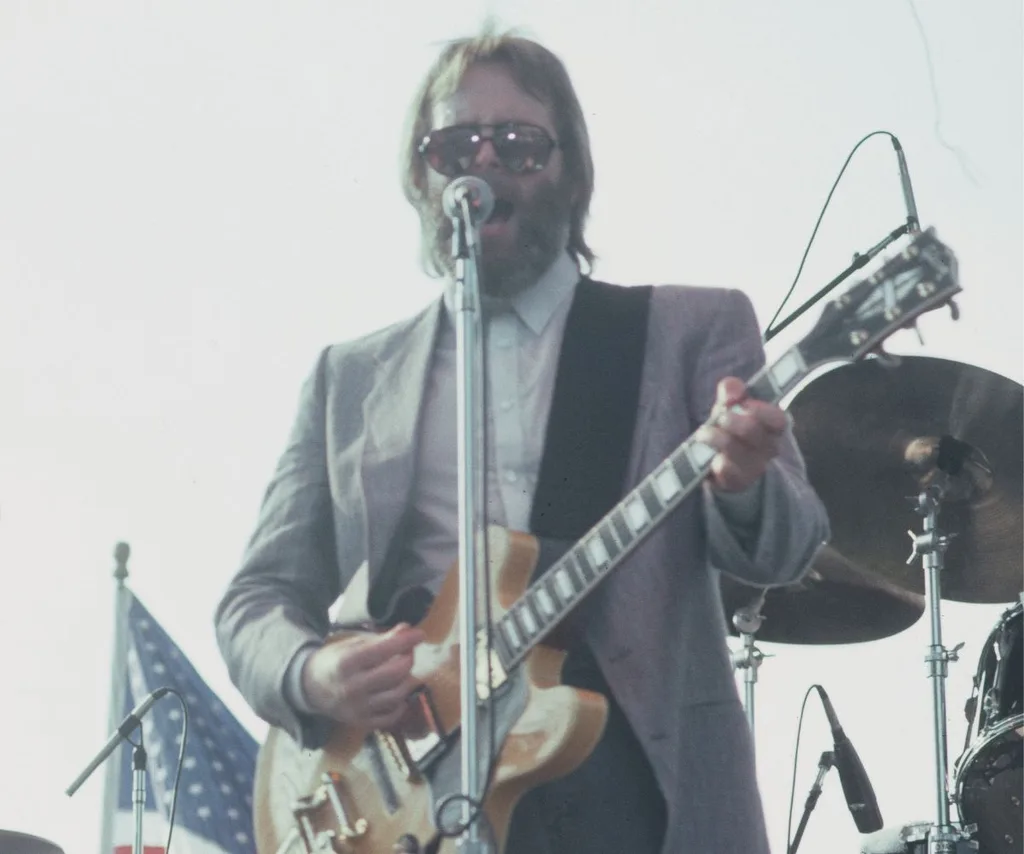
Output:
[{"xmin": 423, "ymin": 63, "xmax": 574, "ymax": 297}]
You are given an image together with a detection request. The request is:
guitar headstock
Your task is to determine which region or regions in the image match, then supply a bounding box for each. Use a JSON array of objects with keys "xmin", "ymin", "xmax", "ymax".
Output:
[{"xmin": 799, "ymin": 227, "xmax": 961, "ymax": 368}]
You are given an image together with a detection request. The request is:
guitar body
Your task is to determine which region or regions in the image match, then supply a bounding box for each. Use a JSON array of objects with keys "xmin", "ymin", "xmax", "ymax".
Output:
[{"xmin": 254, "ymin": 527, "xmax": 608, "ymax": 854}]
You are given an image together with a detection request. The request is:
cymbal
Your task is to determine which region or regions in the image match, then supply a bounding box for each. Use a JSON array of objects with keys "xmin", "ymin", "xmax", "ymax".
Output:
[
  {"xmin": 789, "ymin": 355, "xmax": 1023, "ymax": 604},
  {"xmin": 0, "ymin": 831, "xmax": 64, "ymax": 854},
  {"xmin": 721, "ymin": 545, "xmax": 926, "ymax": 644}
]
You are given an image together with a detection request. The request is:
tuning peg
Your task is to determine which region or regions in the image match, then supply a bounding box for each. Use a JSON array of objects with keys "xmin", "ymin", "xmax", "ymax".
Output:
[{"xmin": 947, "ymin": 299, "xmax": 961, "ymax": 321}]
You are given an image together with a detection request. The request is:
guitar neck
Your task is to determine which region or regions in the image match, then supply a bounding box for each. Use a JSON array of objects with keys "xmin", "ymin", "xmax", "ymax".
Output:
[
  {"xmin": 492, "ymin": 344, "xmax": 813, "ymax": 670},
  {"xmin": 491, "ymin": 227, "xmax": 960, "ymax": 670}
]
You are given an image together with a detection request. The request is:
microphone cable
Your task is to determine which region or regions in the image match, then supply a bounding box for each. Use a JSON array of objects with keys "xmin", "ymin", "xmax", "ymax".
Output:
[
  {"xmin": 764, "ymin": 129, "xmax": 908, "ymax": 342},
  {"xmin": 121, "ymin": 686, "xmax": 188, "ymax": 853},
  {"xmin": 785, "ymin": 683, "xmax": 824, "ymax": 854}
]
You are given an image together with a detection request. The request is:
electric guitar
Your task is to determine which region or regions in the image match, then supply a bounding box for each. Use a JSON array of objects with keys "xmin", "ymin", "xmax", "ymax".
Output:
[{"xmin": 254, "ymin": 227, "xmax": 960, "ymax": 854}]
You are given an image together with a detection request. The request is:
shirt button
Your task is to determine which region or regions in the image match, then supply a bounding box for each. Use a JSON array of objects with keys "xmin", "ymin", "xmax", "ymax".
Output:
[
  {"xmin": 499, "ymin": 399, "xmax": 514, "ymax": 412},
  {"xmin": 503, "ymin": 470, "xmax": 518, "ymax": 484}
]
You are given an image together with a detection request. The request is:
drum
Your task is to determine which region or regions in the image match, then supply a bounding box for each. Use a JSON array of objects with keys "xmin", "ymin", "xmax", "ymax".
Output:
[{"xmin": 953, "ymin": 601, "xmax": 1023, "ymax": 854}]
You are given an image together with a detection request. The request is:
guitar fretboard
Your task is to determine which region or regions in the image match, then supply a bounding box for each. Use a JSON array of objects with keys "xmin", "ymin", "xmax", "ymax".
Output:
[{"xmin": 491, "ymin": 344, "xmax": 813, "ymax": 671}]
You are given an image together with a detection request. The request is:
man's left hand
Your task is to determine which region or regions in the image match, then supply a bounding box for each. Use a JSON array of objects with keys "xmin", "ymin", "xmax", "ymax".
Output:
[{"xmin": 695, "ymin": 377, "xmax": 790, "ymax": 493}]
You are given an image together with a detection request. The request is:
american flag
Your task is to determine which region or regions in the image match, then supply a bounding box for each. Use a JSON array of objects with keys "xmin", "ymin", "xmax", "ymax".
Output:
[{"xmin": 110, "ymin": 591, "xmax": 259, "ymax": 854}]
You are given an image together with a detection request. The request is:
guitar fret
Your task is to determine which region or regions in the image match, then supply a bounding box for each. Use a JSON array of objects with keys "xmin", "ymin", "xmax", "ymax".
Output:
[
  {"xmin": 747, "ymin": 370, "xmax": 778, "ymax": 404},
  {"xmin": 599, "ymin": 523, "xmax": 622, "ymax": 560},
  {"xmin": 623, "ymin": 491, "xmax": 651, "ymax": 533},
  {"xmin": 490, "ymin": 628, "xmax": 514, "ymax": 667},
  {"xmin": 501, "ymin": 617, "xmax": 522, "ymax": 652},
  {"xmin": 534, "ymin": 584, "xmax": 557, "ymax": 619},
  {"xmin": 685, "ymin": 440, "xmax": 716, "ymax": 473},
  {"xmin": 515, "ymin": 601, "xmax": 539, "ymax": 636},
  {"xmin": 611, "ymin": 508, "xmax": 634, "ymax": 548},
  {"xmin": 553, "ymin": 564, "xmax": 579, "ymax": 603},
  {"xmin": 652, "ymin": 462, "xmax": 683, "ymax": 503},
  {"xmin": 584, "ymin": 533, "xmax": 611, "ymax": 569},
  {"xmin": 543, "ymin": 575, "xmax": 562, "ymax": 611},
  {"xmin": 572, "ymin": 547, "xmax": 596, "ymax": 582},
  {"xmin": 638, "ymin": 482, "xmax": 664, "ymax": 518},
  {"xmin": 768, "ymin": 348, "xmax": 806, "ymax": 395},
  {"xmin": 668, "ymin": 449, "xmax": 697, "ymax": 489}
]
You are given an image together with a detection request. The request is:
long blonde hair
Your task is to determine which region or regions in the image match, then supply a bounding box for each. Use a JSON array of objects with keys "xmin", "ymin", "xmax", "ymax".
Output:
[{"xmin": 400, "ymin": 29, "xmax": 596, "ymax": 276}]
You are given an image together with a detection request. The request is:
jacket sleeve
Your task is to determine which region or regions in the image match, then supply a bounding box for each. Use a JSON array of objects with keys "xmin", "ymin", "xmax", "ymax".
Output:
[
  {"xmin": 214, "ymin": 347, "xmax": 339, "ymax": 748},
  {"xmin": 690, "ymin": 289, "xmax": 831, "ymax": 586}
]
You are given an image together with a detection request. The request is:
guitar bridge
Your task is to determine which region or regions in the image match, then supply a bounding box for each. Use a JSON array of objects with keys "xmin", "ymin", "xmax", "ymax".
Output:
[{"xmin": 291, "ymin": 771, "xmax": 368, "ymax": 852}]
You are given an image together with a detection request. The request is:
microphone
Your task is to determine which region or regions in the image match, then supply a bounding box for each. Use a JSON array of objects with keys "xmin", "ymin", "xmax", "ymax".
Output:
[
  {"xmin": 65, "ymin": 686, "xmax": 171, "ymax": 796},
  {"xmin": 122, "ymin": 686, "xmax": 171, "ymax": 732},
  {"xmin": 441, "ymin": 176, "xmax": 495, "ymax": 224},
  {"xmin": 815, "ymin": 685, "xmax": 884, "ymax": 833},
  {"xmin": 890, "ymin": 137, "xmax": 920, "ymax": 234}
]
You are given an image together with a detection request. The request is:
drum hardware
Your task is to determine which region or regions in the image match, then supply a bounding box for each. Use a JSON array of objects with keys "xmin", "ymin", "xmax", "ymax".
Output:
[
  {"xmin": 754, "ymin": 356, "xmax": 1023, "ymax": 853},
  {"xmin": 0, "ymin": 831, "xmax": 65, "ymax": 854},
  {"xmin": 905, "ymin": 471, "xmax": 977, "ymax": 854},
  {"xmin": 951, "ymin": 599, "xmax": 1023, "ymax": 854},
  {"xmin": 787, "ymin": 356, "xmax": 1023, "ymax": 607},
  {"xmin": 729, "ymin": 596, "xmax": 773, "ymax": 745},
  {"xmin": 860, "ymin": 821, "xmax": 978, "ymax": 853},
  {"xmin": 722, "ymin": 546, "xmax": 928, "ymax": 647}
]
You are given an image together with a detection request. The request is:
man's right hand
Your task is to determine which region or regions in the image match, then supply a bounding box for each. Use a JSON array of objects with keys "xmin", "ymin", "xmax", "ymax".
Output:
[{"xmin": 301, "ymin": 623, "xmax": 425, "ymax": 730}]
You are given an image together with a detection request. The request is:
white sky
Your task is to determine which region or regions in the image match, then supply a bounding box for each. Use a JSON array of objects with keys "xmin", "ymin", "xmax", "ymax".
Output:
[{"xmin": 1, "ymin": 1, "xmax": 1021, "ymax": 852}]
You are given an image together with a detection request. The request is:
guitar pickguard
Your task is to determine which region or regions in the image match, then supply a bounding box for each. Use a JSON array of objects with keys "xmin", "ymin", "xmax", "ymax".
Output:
[{"xmin": 417, "ymin": 665, "xmax": 529, "ymax": 843}]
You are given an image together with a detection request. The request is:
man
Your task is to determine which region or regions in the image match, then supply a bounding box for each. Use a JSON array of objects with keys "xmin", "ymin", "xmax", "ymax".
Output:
[{"xmin": 215, "ymin": 29, "xmax": 829, "ymax": 854}]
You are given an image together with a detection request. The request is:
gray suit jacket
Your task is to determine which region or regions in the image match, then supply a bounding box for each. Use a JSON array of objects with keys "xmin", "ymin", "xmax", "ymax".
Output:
[{"xmin": 215, "ymin": 283, "xmax": 830, "ymax": 854}]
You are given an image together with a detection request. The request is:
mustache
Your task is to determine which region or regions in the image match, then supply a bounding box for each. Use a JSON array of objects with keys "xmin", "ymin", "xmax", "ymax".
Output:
[{"xmin": 419, "ymin": 172, "xmax": 572, "ymax": 292}]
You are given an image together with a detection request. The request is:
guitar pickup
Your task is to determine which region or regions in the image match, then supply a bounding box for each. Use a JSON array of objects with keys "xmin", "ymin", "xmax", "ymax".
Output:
[{"xmin": 291, "ymin": 771, "xmax": 368, "ymax": 853}]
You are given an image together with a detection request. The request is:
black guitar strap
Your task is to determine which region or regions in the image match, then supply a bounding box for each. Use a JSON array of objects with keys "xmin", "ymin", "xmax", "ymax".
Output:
[
  {"xmin": 508, "ymin": 279, "xmax": 668, "ymax": 854},
  {"xmin": 529, "ymin": 278, "xmax": 653, "ymax": 540}
]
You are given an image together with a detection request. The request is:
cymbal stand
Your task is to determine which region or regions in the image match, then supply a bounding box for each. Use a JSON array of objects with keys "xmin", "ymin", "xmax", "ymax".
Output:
[
  {"xmin": 905, "ymin": 481, "xmax": 974, "ymax": 854},
  {"xmin": 730, "ymin": 605, "xmax": 771, "ymax": 749}
]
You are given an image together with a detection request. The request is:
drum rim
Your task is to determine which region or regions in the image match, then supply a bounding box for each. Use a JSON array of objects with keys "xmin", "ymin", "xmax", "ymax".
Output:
[{"xmin": 953, "ymin": 712, "xmax": 1024, "ymax": 793}]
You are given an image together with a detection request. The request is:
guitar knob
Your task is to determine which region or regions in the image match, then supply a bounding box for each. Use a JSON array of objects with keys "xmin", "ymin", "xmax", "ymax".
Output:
[{"xmin": 393, "ymin": 833, "xmax": 421, "ymax": 853}]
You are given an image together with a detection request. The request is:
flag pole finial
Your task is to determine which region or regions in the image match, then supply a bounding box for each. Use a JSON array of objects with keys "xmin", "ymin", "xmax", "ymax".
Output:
[{"xmin": 113, "ymin": 541, "xmax": 130, "ymax": 583}]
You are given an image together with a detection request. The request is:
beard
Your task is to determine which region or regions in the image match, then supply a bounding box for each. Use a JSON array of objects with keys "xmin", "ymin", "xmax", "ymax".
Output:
[{"xmin": 421, "ymin": 174, "xmax": 573, "ymax": 299}]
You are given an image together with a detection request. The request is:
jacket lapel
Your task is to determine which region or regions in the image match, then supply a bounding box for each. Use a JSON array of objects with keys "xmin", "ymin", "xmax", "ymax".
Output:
[{"xmin": 359, "ymin": 299, "xmax": 443, "ymax": 602}]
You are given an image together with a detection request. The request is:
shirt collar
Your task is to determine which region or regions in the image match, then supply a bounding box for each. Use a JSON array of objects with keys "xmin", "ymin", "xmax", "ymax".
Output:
[{"xmin": 442, "ymin": 251, "xmax": 580, "ymax": 335}]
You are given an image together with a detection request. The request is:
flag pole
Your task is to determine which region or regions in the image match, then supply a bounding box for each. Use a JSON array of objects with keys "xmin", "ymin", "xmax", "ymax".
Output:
[{"xmin": 98, "ymin": 542, "xmax": 132, "ymax": 854}]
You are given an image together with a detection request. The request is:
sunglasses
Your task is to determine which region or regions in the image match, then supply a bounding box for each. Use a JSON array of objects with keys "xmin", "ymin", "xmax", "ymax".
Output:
[{"xmin": 418, "ymin": 122, "xmax": 558, "ymax": 177}]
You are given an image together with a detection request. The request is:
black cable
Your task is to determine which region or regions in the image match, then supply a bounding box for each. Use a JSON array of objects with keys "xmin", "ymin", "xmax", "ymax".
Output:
[
  {"xmin": 162, "ymin": 687, "xmax": 189, "ymax": 854},
  {"xmin": 764, "ymin": 130, "xmax": 901, "ymax": 340},
  {"xmin": 121, "ymin": 690, "xmax": 186, "ymax": 853},
  {"xmin": 785, "ymin": 684, "xmax": 822, "ymax": 854}
]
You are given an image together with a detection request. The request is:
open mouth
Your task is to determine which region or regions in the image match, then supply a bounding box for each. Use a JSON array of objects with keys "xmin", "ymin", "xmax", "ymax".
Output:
[{"xmin": 487, "ymin": 198, "xmax": 515, "ymax": 224}]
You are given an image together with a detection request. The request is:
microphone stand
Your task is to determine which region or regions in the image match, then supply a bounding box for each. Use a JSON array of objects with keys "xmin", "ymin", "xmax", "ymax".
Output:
[
  {"xmin": 66, "ymin": 688, "xmax": 169, "ymax": 854},
  {"xmin": 788, "ymin": 750, "xmax": 835, "ymax": 854},
  {"xmin": 764, "ymin": 222, "xmax": 913, "ymax": 343},
  {"xmin": 450, "ymin": 200, "xmax": 491, "ymax": 854}
]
